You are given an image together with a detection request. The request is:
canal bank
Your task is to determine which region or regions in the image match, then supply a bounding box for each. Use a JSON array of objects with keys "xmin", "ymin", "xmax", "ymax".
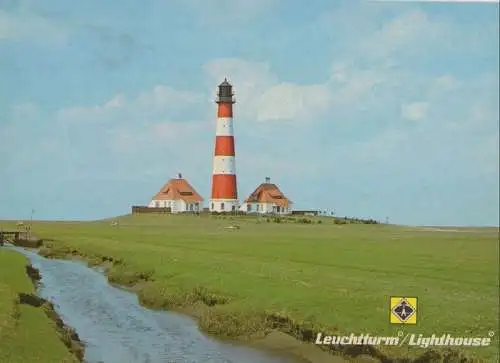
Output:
[
  {"xmin": 8, "ymin": 236, "xmax": 488, "ymax": 363},
  {"xmin": 34, "ymin": 242, "xmax": 349, "ymax": 363},
  {"xmin": 0, "ymin": 248, "xmax": 82, "ymax": 363},
  {"xmin": 2, "ymin": 216, "xmax": 495, "ymax": 363},
  {"xmin": 7, "ymin": 246, "xmax": 318, "ymax": 363}
]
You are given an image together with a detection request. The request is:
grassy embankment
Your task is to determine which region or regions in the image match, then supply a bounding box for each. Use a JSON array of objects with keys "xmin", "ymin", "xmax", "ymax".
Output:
[
  {"xmin": 1, "ymin": 214, "xmax": 498, "ymax": 362},
  {"xmin": 0, "ymin": 249, "xmax": 82, "ymax": 363}
]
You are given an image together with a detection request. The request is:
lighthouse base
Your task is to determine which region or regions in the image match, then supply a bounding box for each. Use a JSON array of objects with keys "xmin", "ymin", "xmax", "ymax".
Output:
[{"xmin": 209, "ymin": 199, "xmax": 239, "ymax": 213}]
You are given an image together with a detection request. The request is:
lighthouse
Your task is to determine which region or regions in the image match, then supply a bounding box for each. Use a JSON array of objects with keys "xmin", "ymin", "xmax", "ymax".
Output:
[{"xmin": 210, "ymin": 78, "xmax": 239, "ymax": 213}]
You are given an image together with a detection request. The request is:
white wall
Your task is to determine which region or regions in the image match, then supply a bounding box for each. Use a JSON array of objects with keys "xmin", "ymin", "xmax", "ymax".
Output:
[
  {"xmin": 148, "ymin": 199, "xmax": 202, "ymax": 213},
  {"xmin": 209, "ymin": 199, "xmax": 239, "ymax": 213},
  {"xmin": 241, "ymin": 202, "xmax": 292, "ymax": 215},
  {"xmin": 184, "ymin": 201, "xmax": 202, "ymax": 212}
]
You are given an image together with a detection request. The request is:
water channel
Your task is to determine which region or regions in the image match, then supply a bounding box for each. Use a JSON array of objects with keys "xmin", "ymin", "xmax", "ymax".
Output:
[{"xmin": 10, "ymin": 246, "xmax": 302, "ymax": 363}]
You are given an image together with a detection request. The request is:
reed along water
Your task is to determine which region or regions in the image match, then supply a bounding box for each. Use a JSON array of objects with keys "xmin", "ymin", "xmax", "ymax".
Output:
[{"xmin": 11, "ymin": 247, "xmax": 301, "ymax": 363}]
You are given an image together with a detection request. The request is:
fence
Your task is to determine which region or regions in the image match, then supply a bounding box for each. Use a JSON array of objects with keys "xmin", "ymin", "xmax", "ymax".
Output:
[
  {"xmin": 131, "ymin": 206, "xmax": 171, "ymax": 214},
  {"xmin": 291, "ymin": 210, "xmax": 320, "ymax": 216}
]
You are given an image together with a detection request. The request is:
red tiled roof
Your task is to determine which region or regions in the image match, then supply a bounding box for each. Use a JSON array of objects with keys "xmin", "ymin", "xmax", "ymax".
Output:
[
  {"xmin": 152, "ymin": 178, "xmax": 204, "ymax": 202},
  {"xmin": 244, "ymin": 183, "xmax": 291, "ymax": 207}
]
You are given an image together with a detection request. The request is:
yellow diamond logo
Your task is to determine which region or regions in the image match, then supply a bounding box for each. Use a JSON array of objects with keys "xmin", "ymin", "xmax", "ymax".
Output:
[{"xmin": 390, "ymin": 297, "xmax": 417, "ymax": 324}]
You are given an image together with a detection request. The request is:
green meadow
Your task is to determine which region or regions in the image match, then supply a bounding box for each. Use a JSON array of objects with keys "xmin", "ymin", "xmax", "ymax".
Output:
[
  {"xmin": 0, "ymin": 214, "xmax": 498, "ymax": 362},
  {"xmin": 0, "ymin": 249, "xmax": 79, "ymax": 363}
]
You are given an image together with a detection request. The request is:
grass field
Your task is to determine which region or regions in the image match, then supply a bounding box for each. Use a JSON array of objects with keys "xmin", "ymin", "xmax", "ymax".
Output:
[
  {"xmin": 0, "ymin": 249, "xmax": 79, "ymax": 363},
  {"xmin": 1, "ymin": 214, "xmax": 498, "ymax": 362}
]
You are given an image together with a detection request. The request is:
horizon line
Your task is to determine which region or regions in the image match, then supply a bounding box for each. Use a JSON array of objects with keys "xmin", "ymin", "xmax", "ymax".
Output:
[{"xmin": 1, "ymin": 216, "xmax": 499, "ymax": 229}]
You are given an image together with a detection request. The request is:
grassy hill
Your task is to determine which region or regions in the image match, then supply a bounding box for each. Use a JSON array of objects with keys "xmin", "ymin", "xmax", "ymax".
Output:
[
  {"xmin": 0, "ymin": 249, "xmax": 79, "ymax": 363},
  {"xmin": 1, "ymin": 214, "xmax": 498, "ymax": 362}
]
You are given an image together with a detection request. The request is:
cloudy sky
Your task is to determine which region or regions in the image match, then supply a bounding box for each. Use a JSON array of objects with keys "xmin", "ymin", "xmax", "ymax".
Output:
[{"xmin": 1, "ymin": 0, "xmax": 498, "ymax": 226}]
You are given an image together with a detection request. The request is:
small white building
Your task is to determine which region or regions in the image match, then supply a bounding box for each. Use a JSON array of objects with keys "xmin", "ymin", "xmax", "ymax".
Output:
[
  {"xmin": 240, "ymin": 177, "xmax": 293, "ymax": 215},
  {"xmin": 148, "ymin": 174, "xmax": 204, "ymax": 213}
]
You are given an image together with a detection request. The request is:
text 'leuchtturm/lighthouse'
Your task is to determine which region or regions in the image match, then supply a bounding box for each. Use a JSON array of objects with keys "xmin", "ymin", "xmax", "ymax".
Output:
[{"xmin": 210, "ymin": 78, "xmax": 238, "ymax": 213}]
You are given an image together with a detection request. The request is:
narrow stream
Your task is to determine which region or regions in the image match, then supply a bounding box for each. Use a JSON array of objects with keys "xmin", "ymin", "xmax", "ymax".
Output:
[{"xmin": 10, "ymin": 247, "xmax": 301, "ymax": 363}]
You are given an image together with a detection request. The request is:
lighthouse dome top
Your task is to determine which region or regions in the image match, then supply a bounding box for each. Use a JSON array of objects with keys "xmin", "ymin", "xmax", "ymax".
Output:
[{"xmin": 219, "ymin": 78, "xmax": 231, "ymax": 87}]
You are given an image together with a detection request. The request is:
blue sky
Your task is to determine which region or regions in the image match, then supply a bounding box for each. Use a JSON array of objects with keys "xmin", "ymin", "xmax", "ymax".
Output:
[{"xmin": 1, "ymin": 0, "xmax": 498, "ymax": 226}]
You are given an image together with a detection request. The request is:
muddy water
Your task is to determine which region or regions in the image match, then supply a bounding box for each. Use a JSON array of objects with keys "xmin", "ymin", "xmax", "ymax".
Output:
[{"xmin": 12, "ymin": 247, "xmax": 301, "ymax": 363}]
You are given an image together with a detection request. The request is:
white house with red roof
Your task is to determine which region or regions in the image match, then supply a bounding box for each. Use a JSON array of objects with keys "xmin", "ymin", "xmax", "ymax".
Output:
[
  {"xmin": 240, "ymin": 177, "xmax": 293, "ymax": 215},
  {"xmin": 148, "ymin": 174, "xmax": 204, "ymax": 213}
]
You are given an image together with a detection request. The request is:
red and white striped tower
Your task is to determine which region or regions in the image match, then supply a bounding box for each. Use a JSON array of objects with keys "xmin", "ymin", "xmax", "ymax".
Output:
[{"xmin": 210, "ymin": 78, "xmax": 238, "ymax": 213}]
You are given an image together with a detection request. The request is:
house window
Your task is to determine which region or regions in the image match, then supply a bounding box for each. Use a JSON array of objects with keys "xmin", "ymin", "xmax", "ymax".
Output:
[
  {"xmin": 247, "ymin": 204, "xmax": 252, "ymax": 212},
  {"xmin": 189, "ymin": 204, "xmax": 193, "ymax": 211},
  {"xmin": 155, "ymin": 201, "xmax": 159, "ymax": 207},
  {"xmin": 256, "ymin": 204, "xmax": 260, "ymax": 211},
  {"xmin": 211, "ymin": 202, "xmax": 214, "ymax": 210},
  {"xmin": 232, "ymin": 205, "xmax": 236, "ymax": 211},
  {"xmin": 221, "ymin": 202, "xmax": 225, "ymax": 210}
]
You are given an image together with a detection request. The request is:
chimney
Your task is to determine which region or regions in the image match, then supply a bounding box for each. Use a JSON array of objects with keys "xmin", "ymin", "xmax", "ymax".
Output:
[
  {"xmin": 265, "ymin": 177, "xmax": 270, "ymax": 184},
  {"xmin": 178, "ymin": 173, "xmax": 182, "ymax": 179}
]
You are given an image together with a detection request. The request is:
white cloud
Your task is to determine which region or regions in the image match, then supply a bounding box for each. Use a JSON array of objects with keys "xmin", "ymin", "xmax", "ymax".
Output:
[
  {"xmin": 338, "ymin": 71, "xmax": 498, "ymax": 178},
  {"xmin": 136, "ymin": 86, "xmax": 202, "ymax": 111},
  {"xmin": 5, "ymin": 2, "xmax": 495, "ymax": 210},
  {"xmin": 360, "ymin": 10, "xmax": 434, "ymax": 58},
  {"xmin": 204, "ymin": 58, "xmax": 335, "ymax": 122},
  {"xmin": 203, "ymin": 58, "xmax": 277, "ymax": 120},
  {"xmin": 401, "ymin": 102, "xmax": 429, "ymax": 120},
  {"xmin": 203, "ymin": 57, "xmax": 395, "ymax": 122},
  {"xmin": 356, "ymin": 8, "xmax": 476, "ymax": 62},
  {"xmin": 51, "ymin": 83, "xmax": 213, "ymax": 179},
  {"xmin": 329, "ymin": 61, "xmax": 392, "ymax": 108},
  {"xmin": 176, "ymin": 0, "xmax": 280, "ymax": 25},
  {"xmin": 257, "ymin": 83, "xmax": 333, "ymax": 121},
  {"xmin": 344, "ymin": 129, "xmax": 411, "ymax": 164},
  {"xmin": 107, "ymin": 120, "xmax": 210, "ymax": 153},
  {"xmin": 199, "ymin": 5, "xmax": 491, "ymax": 125},
  {"xmin": 57, "ymin": 86, "xmax": 204, "ymax": 124},
  {"xmin": 104, "ymin": 94, "xmax": 125, "ymax": 109},
  {"xmin": 56, "ymin": 95, "xmax": 126, "ymax": 123},
  {"xmin": 10, "ymin": 102, "xmax": 40, "ymax": 119},
  {"xmin": 0, "ymin": 9, "xmax": 69, "ymax": 44},
  {"xmin": 427, "ymin": 75, "xmax": 461, "ymax": 98},
  {"xmin": 45, "ymin": 3, "xmax": 498, "ymax": 176}
]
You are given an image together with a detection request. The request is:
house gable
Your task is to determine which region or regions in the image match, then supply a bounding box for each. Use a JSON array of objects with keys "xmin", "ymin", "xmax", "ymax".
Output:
[
  {"xmin": 243, "ymin": 179, "xmax": 292, "ymax": 208},
  {"xmin": 151, "ymin": 177, "xmax": 204, "ymax": 202}
]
